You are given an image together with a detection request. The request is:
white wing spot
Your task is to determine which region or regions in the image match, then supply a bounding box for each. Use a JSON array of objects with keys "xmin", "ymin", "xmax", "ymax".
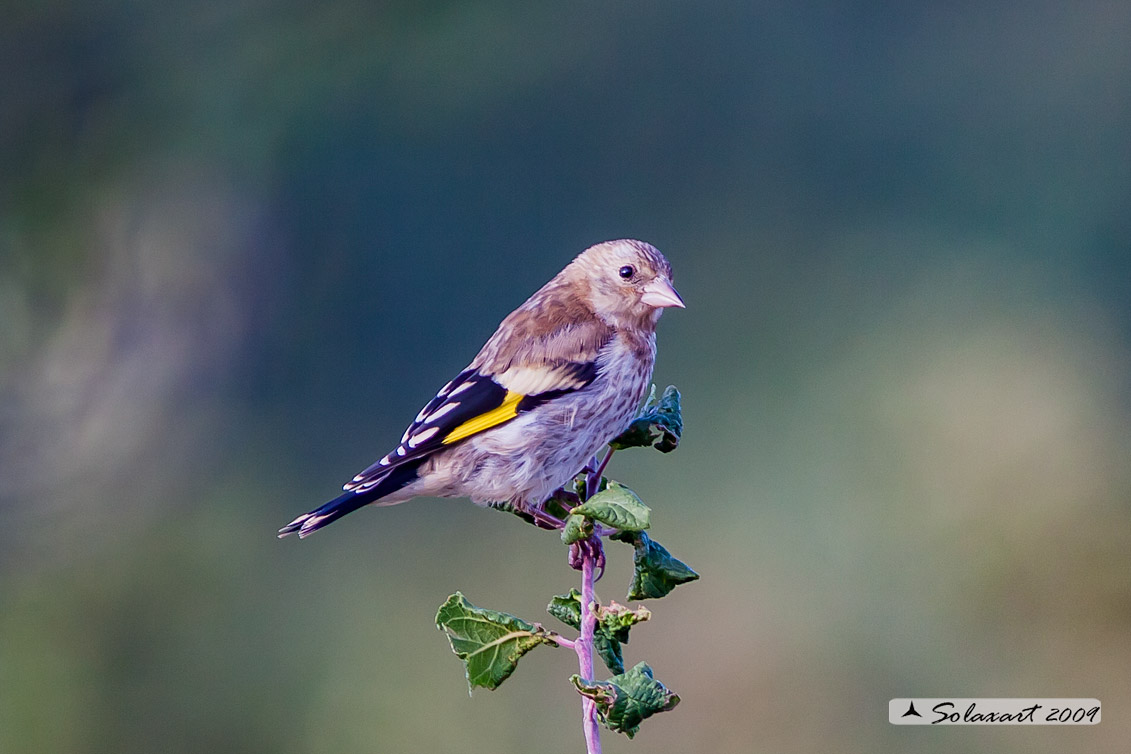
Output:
[
  {"xmin": 408, "ymin": 426, "xmax": 440, "ymax": 447},
  {"xmin": 303, "ymin": 513, "xmax": 329, "ymax": 530},
  {"xmin": 284, "ymin": 513, "xmax": 310, "ymax": 529},
  {"xmin": 448, "ymin": 380, "xmax": 476, "ymax": 397},
  {"xmin": 395, "ymin": 446, "xmax": 407, "ymax": 457},
  {"xmin": 424, "ymin": 401, "xmax": 460, "ymax": 422}
]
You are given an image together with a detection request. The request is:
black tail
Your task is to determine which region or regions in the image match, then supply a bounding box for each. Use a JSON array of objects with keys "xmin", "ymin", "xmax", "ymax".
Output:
[{"xmin": 277, "ymin": 460, "xmax": 421, "ymax": 539}]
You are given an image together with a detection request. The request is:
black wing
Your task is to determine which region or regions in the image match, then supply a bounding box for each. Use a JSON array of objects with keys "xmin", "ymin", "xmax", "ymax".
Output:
[{"xmin": 343, "ymin": 361, "xmax": 598, "ymax": 492}]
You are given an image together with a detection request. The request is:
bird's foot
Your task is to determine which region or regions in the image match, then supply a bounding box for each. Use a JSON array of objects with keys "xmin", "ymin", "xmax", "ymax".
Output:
[{"xmin": 568, "ymin": 535, "xmax": 606, "ymax": 580}]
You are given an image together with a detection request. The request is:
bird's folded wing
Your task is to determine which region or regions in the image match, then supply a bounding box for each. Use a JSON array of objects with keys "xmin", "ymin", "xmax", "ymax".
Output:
[{"xmin": 344, "ymin": 316, "xmax": 612, "ymax": 493}]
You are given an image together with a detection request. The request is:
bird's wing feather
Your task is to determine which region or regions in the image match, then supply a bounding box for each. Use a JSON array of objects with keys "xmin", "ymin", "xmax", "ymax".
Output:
[
  {"xmin": 473, "ymin": 292, "xmax": 611, "ymax": 374},
  {"xmin": 344, "ymin": 313, "xmax": 612, "ymax": 493}
]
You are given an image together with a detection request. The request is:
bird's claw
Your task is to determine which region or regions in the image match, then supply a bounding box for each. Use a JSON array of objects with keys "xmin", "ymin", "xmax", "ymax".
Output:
[{"xmin": 568, "ymin": 534, "xmax": 605, "ymax": 580}]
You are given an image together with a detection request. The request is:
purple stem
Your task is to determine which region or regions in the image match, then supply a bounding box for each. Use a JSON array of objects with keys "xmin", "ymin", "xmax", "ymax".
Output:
[
  {"xmin": 571, "ymin": 452, "xmax": 614, "ymax": 753},
  {"xmin": 577, "ymin": 545, "xmax": 602, "ymax": 754},
  {"xmin": 593, "ymin": 448, "xmax": 615, "ymax": 486},
  {"xmin": 549, "ymin": 633, "xmax": 575, "ymax": 649}
]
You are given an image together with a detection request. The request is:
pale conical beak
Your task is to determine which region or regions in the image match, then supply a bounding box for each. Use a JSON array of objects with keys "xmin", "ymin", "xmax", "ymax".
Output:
[{"xmin": 641, "ymin": 277, "xmax": 686, "ymax": 309}]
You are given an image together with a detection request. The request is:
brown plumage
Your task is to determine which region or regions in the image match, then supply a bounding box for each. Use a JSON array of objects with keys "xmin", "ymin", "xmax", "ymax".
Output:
[{"xmin": 279, "ymin": 239, "xmax": 683, "ymax": 538}]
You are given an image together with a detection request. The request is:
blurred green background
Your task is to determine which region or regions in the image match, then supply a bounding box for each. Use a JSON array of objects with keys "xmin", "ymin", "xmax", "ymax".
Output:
[{"xmin": 2, "ymin": 2, "xmax": 1129, "ymax": 752}]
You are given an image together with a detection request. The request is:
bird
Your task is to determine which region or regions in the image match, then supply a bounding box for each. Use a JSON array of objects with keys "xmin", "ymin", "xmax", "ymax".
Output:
[{"xmin": 278, "ymin": 239, "xmax": 684, "ymax": 539}]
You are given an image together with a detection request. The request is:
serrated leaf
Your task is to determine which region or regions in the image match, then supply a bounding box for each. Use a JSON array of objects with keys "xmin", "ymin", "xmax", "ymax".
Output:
[
  {"xmin": 561, "ymin": 513, "xmax": 593, "ymax": 544},
  {"xmin": 547, "ymin": 591, "xmax": 651, "ymax": 674},
  {"xmin": 609, "ymin": 385, "xmax": 683, "ymax": 453},
  {"xmin": 546, "ymin": 588, "xmax": 582, "ymax": 627},
  {"xmin": 595, "ymin": 633, "xmax": 626, "ymax": 676},
  {"xmin": 571, "ymin": 482, "xmax": 651, "ymax": 532},
  {"xmin": 595, "ymin": 600, "xmax": 651, "ymax": 644},
  {"xmin": 435, "ymin": 593, "xmax": 555, "ymax": 691},
  {"xmin": 612, "ymin": 531, "xmax": 700, "ymax": 600},
  {"xmin": 570, "ymin": 662, "xmax": 681, "ymax": 738},
  {"xmin": 593, "ymin": 601, "xmax": 651, "ymax": 674}
]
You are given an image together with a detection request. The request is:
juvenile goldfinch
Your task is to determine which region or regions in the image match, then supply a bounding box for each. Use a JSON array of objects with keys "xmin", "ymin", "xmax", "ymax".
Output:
[{"xmin": 278, "ymin": 239, "xmax": 684, "ymax": 538}]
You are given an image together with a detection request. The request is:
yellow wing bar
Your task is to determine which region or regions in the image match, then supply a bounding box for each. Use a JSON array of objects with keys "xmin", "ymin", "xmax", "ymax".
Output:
[{"xmin": 441, "ymin": 390, "xmax": 523, "ymax": 445}]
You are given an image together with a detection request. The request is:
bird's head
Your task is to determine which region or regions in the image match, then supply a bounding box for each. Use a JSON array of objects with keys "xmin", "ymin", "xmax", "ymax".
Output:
[{"xmin": 571, "ymin": 239, "xmax": 684, "ymax": 329}]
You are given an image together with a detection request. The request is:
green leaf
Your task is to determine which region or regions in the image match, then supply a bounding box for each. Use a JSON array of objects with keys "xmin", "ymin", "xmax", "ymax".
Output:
[
  {"xmin": 609, "ymin": 385, "xmax": 683, "ymax": 453},
  {"xmin": 592, "ymin": 601, "xmax": 651, "ymax": 674},
  {"xmin": 435, "ymin": 593, "xmax": 555, "ymax": 691},
  {"xmin": 596, "ymin": 600, "xmax": 652, "ymax": 644},
  {"xmin": 612, "ymin": 531, "xmax": 700, "ymax": 600},
  {"xmin": 547, "ymin": 590, "xmax": 651, "ymax": 675},
  {"xmin": 546, "ymin": 587, "xmax": 584, "ymax": 629},
  {"xmin": 571, "ymin": 482, "xmax": 651, "ymax": 532},
  {"xmin": 561, "ymin": 513, "xmax": 593, "ymax": 545},
  {"xmin": 595, "ymin": 634, "xmax": 625, "ymax": 676},
  {"xmin": 570, "ymin": 662, "xmax": 681, "ymax": 738}
]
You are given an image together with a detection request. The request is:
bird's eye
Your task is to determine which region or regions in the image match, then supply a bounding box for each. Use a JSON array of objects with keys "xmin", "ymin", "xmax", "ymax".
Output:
[{"xmin": 618, "ymin": 265, "xmax": 635, "ymax": 280}]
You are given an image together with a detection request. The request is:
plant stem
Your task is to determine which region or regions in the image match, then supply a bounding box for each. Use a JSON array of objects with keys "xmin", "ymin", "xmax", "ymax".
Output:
[
  {"xmin": 577, "ymin": 543, "xmax": 602, "ymax": 754},
  {"xmin": 584, "ymin": 451, "xmax": 612, "ymax": 500},
  {"xmin": 593, "ymin": 448, "xmax": 615, "ymax": 487},
  {"xmin": 572, "ymin": 455, "xmax": 608, "ymax": 753},
  {"xmin": 546, "ymin": 633, "xmax": 575, "ymax": 649}
]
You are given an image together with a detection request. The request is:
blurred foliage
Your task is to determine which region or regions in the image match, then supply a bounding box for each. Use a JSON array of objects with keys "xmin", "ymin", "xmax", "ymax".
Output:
[{"xmin": 2, "ymin": 1, "xmax": 1131, "ymax": 753}]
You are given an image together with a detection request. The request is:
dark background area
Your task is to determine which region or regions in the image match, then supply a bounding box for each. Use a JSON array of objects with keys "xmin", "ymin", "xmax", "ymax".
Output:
[{"xmin": 2, "ymin": 2, "xmax": 1129, "ymax": 752}]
